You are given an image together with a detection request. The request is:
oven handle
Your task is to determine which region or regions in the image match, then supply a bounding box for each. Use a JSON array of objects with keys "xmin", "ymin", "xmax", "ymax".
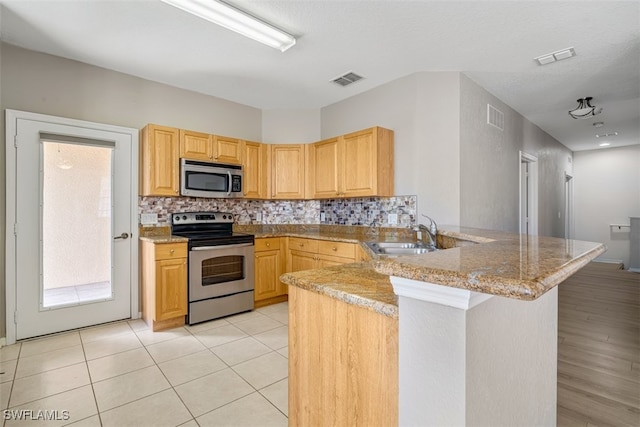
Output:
[
  {"xmin": 227, "ymin": 171, "xmax": 232, "ymax": 196},
  {"xmin": 191, "ymin": 243, "xmax": 254, "ymax": 251}
]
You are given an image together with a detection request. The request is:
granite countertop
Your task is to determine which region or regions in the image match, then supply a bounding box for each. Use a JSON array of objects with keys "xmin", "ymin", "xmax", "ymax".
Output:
[
  {"xmin": 139, "ymin": 235, "xmax": 189, "ymax": 244},
  {"xmin": 276, "ymin": 224, "xmax": 606, "ymax": 318}
]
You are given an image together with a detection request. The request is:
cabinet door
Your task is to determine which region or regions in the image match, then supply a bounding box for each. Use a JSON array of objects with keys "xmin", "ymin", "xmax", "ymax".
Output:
[
  {"xmin": 243, "ymin": 141, "xmax": 269, "ymax": 199},
  {"xmin": 271, "ymin": 144, "xmax": 305, "ymax": 199},
  {"xmin": 316, "ymin": 254, "xmax": 354, "ymax": 268},
  {"xmin": 288, "ymin": 250, "xmax": 318, "ymax": 272},
  {"xmin": 255, "ymin": 249, "xmax": 282, "ymax": 301},
  {"xmin": 307, "ymin": 137, "xmax": 340, "ymax": 198},
  {"xmin": 214, "ymin": 135, "xmax": 242, "ymax": 165},
  {"xmin": 180, "ymin": 129, "xmax": 213, "ymax": 161},
  {"xmin": 341, "ymin": 128, "xmax": 377, "ymax": 197},
  {"xmin": 155, "ymin": 258, "xmax": 187, "ymax": 321},
  {"xmin": 141, "ymin": 125, "xmax": 180, "ymax": 196}
]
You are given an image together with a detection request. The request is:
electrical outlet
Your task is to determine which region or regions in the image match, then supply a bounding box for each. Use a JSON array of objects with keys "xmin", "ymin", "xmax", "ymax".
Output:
[
  {"xmin": 140, "ymin": 213, "xmax": 158, "ymax": 225},
  {"xmin": 320, "ymin": 212, "xmax": 326, "ymax": 222},
  {"xmin": 256, "ymin": 212, "xmax": 262, "ymax": 222},
  {"xmin": 388, "ymin": 213, "xmax": 398, "ymax": 225}
]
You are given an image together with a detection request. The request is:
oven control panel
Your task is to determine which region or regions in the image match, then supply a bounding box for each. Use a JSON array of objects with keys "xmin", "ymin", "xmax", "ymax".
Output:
[{"xmin": 170, "ymin": 212, "xmax": 234, "ymax": 224}]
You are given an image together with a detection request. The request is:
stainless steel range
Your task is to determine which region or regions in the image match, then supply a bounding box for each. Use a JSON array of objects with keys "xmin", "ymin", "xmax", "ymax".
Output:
[{"xmin": 170, "ymin": 212, "xmax": 254, "ymax": 325}]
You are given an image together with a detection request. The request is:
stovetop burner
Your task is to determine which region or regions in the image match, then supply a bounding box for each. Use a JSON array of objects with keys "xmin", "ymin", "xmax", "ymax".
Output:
[{"xmin": 170, "ymin": 212, "xmax": 254, "ymax": 248}]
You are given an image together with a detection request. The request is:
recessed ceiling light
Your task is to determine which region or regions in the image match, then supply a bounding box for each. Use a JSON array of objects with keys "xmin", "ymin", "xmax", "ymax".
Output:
[
  {"xmin": 599, "ymin": 142, "xmax": 611, "ymax": 147},
  {"xmin": 534, "ymin": 47, "xmax": 576, "ymax": 66}
]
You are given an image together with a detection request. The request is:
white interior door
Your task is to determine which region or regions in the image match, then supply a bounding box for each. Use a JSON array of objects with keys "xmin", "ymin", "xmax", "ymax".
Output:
[
  {"xmin": 519, "ymin": 151, "xmax": 539, "ymax": 236},
  {"xmin": 7, "ymin": 112, "xmax": 137, "ymax": 340}
]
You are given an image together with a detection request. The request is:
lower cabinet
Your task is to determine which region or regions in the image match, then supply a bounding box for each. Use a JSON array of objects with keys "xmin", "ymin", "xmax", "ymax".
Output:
[
  {"xmin": 254, "ymin": 237, "xmax": 288, "ymax": 308},
  {"xmin": 289, "ymin": 286, "xmax": 398, "ymax": 425},
  {"xmin": 140, "ymin": 240, "xmax": 188, "ymax": 331},
  {"xmin": 287, "ymin": 237, "xmax": 357, "ymax": 270}
]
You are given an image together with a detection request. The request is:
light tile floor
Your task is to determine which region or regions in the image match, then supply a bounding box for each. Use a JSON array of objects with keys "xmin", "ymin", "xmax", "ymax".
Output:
[{"xmin": 0, "ymin": 302, "xmax": 289, "ymax": 427}]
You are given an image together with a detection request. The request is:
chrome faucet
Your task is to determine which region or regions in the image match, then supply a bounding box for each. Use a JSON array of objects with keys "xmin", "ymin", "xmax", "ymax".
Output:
[{"xmin": 415, "ymin": 214, "xmax": 438, "ymax": 248}]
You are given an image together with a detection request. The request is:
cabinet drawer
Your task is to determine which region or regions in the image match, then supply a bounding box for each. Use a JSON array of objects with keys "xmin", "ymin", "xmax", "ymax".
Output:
[
  {"xmin": 318, "ymin": 240, "xmax": 355, "ymax": 259},
  {"xmin": 288, "ymin": 237, "xmax": 319, "ymax": 253},
  {"xmin": 155, "ymin": 243, "xmax": 187, "ymax": 260},
  {"xmin": 255, "ymin": 237, "xmax": 281, "ymax": 252}
]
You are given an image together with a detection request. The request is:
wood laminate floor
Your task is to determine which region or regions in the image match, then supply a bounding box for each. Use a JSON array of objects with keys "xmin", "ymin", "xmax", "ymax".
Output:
[{"xmin": 557, "ymin": 262, "xmax": 640, "ymax": 427}]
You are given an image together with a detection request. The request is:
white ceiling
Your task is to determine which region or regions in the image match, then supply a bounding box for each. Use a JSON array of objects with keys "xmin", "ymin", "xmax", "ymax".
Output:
[{"xmin": 1, "ymin": 0, "xmax": 639, "ymax": 152}]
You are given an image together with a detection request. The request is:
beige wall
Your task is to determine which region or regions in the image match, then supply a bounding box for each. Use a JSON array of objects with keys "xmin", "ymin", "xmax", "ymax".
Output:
[
  {"xmin": 573, "ymin": 145, "xmax": 640, "ymax": 268},
  {"xmin": 459, "ymin": 74, "xmax": 573, "ymax": 236},
  {"xmin": 321, "ymin": 72, "xmax": 461, "ymax": 226},
  {"xmin": 0, "ymin": 43, "xmax": 263, "ymax": 339},
  {"xmin": 262, "ymin": 108, "xmax": 321, "ymax": 143}
]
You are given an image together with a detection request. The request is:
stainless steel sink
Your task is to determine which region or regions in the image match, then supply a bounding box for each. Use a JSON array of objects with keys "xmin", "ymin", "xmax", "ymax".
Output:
[{"xmin": 365, "ymin": 241, "xmax": 438, "ymax": 256}]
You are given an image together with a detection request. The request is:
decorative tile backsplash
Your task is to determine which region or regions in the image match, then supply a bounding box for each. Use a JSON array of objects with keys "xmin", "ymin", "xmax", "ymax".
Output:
[
  {"xmin": 320, "ymin": 195, "xmax": 416, "ymax": 227},
  {"xmin": 138, "ymin": 195, "xmax": 416, "ymax": 227}
]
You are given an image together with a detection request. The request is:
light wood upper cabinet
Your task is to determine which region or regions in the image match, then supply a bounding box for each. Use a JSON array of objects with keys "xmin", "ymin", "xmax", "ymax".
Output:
[
  {"xmin": 307, "ymin": 137, "xmax": 340, "ymax": 198},
  {"xmin": 214, "ymin": 135, "xmax": 242, "ymax": 165},
  {"xmin": 341, "ymin": 126, "xmax": 394, "ymax": 197},
  {"xmin": 307, "ymin": 127, "xmax": 394, "ymax": 198},
  {"xmin": 242, "ymin": 140, "xmax": 270, "ymax": 199},
  {"xmin": 271, "ymin": 144, "xmax": 306, "ymax": 199},
  {"xmin": 179, "ymin": 130, "xmax": 242, "ymax": 165},
  {"xmin": 179, "ymin": 129, "xmax": 213, "ymax": 161},
  {"xmin": 140, "ymin": 124, "xmax": 180, "ymax": 196}
]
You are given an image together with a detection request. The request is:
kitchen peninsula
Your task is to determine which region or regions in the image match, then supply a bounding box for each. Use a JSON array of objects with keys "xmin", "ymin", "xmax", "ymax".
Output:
[{"xmin": 279, "ymin": 226, "xmax": 605, "ymax": 426}]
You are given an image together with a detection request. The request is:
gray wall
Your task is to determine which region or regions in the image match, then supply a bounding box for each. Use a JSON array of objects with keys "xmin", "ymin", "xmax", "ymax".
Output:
[
  {"xmin": 0, "ymin": 43, "xmax": 263, "ymax": 339},
  {"xmin": 321, "ymin": 72, "xmax": 461, "ymax": 226},
  {"xmin": 460, "ymin": 74, "xmax": 573, "ymax": 236},
  {"xmin": 573, "ymin": 145, "xmax": 640, "ymax": 268}
]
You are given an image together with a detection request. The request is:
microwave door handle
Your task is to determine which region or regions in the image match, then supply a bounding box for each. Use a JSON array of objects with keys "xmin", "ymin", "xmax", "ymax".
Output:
[{"xmin": 227, "ymin": 171, "xmax": 232, "ymax": 196}]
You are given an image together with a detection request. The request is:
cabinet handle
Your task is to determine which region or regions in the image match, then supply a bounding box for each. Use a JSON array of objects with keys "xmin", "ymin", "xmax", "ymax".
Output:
[
  {"xmin": 332, "ymin": 247, "xmax": 337, "ymax": 251},
  {"xmin": 266, "ymin": 243, "xmax": 270, "ymax": 247},
  {"xmin": 170, "ymin": 249, "xmax": 175, "ymax": 254}
]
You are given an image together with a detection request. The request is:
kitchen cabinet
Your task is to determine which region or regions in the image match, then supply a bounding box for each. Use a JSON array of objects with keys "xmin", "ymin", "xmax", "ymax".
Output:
[
  {"xmin": 307, "ymin": 127, "xmax": 394, "ymax": 198},
  {"xmin": 179, "ymin": 129, "xmax": 242, "ymax": 165},
  {"xmin": 270, "ymin": 144, "xmax": 306, "ymax": 199},
  {"xmin": 179, "ymin": 129, "xmax": 213, "ymax": 161},
  {"xmin": 242, "ymin": 140, "xmax": 270, "ymax": 199},
  {"xmin": 140, "ymin": 240, "xmax": 188, "ymax": 331},
  {"xmin": 140, "ymin": 124, "xmax": 180, "ymax": 196},
  {"xmin": 254, "ymin": 237, "xmax": 288, "ymax": 308},
  {"xmin": 289, "ymin": 285, "xmax": 398, "ymax": 426},
  {"xmin": 306, "ymin": 137, "xmax": 340, "ymax": 198},
  {"xmin": 287, "ymin": 237, "xmax": 357, "ymax": 270}
]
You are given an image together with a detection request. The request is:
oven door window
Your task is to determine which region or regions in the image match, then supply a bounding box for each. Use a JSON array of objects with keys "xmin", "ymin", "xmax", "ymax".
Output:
[
  {"xmin": 185, "ymin": 171, "xmax": 229, "ymax": 193},
  {"xmin": 201, "ymin": 255, "xmax": 244, "ymax": 285}
]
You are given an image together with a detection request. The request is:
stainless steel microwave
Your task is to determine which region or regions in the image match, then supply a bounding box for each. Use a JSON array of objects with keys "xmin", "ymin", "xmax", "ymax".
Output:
[{"xmin": 180, "ymin": 159, "xmax": 243, "ymax": 198}]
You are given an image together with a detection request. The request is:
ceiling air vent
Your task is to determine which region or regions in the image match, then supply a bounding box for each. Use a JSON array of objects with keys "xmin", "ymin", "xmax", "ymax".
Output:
[
  {"xmin": 487, "ymin": 104, "xmax": 504, "ymax": 131},
  {"xmin": 331, "ymin": 72, "xmax": 364, "ymax": 87}
]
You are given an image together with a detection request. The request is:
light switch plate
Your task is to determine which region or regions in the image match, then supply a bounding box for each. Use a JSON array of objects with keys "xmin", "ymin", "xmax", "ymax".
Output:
[
  {"xmin": 320, "ymin": 212, "xmax": 326, "ymax": 222},
  {"xmin": 256, "ymin": 212, "xmax": 262, "ymax": 222},
  {"xmin": 140, "ymin": 213, "xmax": 158, "ymax": 225},
  {"xmin": 388, "ymin": 213, "xmax": 398, "ymax": 225}
]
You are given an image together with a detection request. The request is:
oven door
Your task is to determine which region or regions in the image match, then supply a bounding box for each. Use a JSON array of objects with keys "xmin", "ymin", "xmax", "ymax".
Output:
[{"xmin": 188, "ymin": 243, "xmax": 254, "ymax": 302}]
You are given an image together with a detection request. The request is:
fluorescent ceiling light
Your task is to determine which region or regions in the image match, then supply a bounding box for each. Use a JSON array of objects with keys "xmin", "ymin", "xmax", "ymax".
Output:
[
  {"xmin": 598, "ymin": 142, "xmax": 611, "ymax": 147},
  {"xmin": 161, "ymin": 0, "xmax": 296, "ymax": 52}
]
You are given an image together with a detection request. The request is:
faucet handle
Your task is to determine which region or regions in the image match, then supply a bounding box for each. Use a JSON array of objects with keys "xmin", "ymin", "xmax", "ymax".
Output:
[{"xmin": 421, "ymin": 214, "xmax": 437, "ymax": 228}]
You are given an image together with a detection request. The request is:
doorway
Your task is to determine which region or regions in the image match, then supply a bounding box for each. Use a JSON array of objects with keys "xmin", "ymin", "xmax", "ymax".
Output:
[
  {"xmin": 519, "ymin": 151, "xmax": 538, "ymax": 235},
  {"xmin": 5, "ymin": 110, "xmax": 139, "ymax": 343}
]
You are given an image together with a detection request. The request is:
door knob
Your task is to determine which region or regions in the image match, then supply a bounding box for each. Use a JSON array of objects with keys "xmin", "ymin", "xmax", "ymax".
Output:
[{"xmin": 114, "ymin": 232, "xmax": 129, "ymax": 240}]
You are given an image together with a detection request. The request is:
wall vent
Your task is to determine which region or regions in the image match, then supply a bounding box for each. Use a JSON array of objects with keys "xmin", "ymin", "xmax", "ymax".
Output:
[
  {"xmin": 487, "ymin": 104, "xmax": 504, "ymax": 131},
  {"xmin": 331, "ymin": 72, "xmax": 364, "ymax": 87}
]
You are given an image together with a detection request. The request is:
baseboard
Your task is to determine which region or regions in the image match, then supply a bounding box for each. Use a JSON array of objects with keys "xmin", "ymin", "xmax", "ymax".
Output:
[
  {"xmin": 593, "ymin": 258, "xmax": 624, "ymax": 264},
  {"xmin": 0, "ymin": 337, "xmax": 6, "ymax": 348}
]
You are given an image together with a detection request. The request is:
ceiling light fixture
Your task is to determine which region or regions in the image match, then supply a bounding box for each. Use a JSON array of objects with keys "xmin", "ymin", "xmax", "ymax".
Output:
[
  {"xmin": 161, "ymin": 0, "xmax": 296, "ymax": 52},
  {"xmin": 534, "ymin": 47, "xmax": 576, "ymax": 66},
  {"xmin": 568, "ymin": 97, "xmax": 602, "ymax": 119},
  {"xmin": 595, "ymin": 131, "xmax": 618, "ymax": 138},
  {"xmin": 598, "ymin": 142, "xmax": 611, "ymax": 147},
  {"xmin": 592, "ymin": 121, "xmax": 604, "ymax": 128}
]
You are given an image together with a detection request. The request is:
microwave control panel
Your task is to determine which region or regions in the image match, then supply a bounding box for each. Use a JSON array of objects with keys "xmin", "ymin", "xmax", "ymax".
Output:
[{"xmin": 231, "ymin": 175, "xmax": 242, "ymax": 192}]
